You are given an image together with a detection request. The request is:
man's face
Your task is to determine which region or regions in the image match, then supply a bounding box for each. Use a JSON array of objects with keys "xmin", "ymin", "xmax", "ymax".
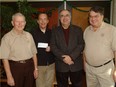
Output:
[
  {"xmin": 12, "ymin": 16, "xmax": 26, "ymax": 32},
  {"xmin": 37, "ymin": 14, "xmax": 49, "ymax": 30},
  {"xmin": 89, "ymin": 11, "xmax": 104, "ymax": 28},
  {"xmin": 59, "ymin": 10, "xmax": 71, "ymax": 26}
]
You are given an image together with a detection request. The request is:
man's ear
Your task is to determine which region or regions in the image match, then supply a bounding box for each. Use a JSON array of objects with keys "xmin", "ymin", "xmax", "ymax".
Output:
[
  {"xmin": 37, "ymin": 20, "xmax": 39, "ymax": 24},
  {"xmin": 11, "ymin": 21, "xmax": 14, "ymax": 26},
  {"xmin": 47, "ymin": 20, "xmax": 49, "ymax": 23}
]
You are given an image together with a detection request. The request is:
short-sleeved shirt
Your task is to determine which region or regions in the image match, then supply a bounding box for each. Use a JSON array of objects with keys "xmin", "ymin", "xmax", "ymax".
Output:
[
  {"xmin": 84, "ymin": 22, "xmax": 116, "ymax": 66},
  {"xmin": 0, "ymin": 29, "xmax": 37, "ymax": 61}
]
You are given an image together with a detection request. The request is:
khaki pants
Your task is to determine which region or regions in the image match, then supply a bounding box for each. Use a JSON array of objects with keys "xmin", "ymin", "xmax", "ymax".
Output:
[
  {"xmin": 85, "ymin": 60, "xmax": 115, "ymax": 87},
  {"xmin": 36, "ymin": 63, "xmax": 55, "ymax": 87}
]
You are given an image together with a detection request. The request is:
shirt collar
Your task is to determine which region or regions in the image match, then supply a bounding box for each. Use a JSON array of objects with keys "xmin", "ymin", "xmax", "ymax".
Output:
[
  {"xmin": 90, "ymin": 22, "xmax": 104, "ymax": 31},
  {"xmin": 11, "ymin": 28, "xmax": 26, "ymax": 37}
]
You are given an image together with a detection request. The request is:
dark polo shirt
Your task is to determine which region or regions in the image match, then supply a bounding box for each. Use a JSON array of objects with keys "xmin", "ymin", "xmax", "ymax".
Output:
[{"xmin": 31, "ymin": 27, "xmax": 55, "ymax": 66}]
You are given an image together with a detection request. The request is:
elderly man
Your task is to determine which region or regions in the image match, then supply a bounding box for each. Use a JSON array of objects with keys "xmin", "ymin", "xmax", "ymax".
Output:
[{"xmin": 1, "ymin": 12, "xmax": 38, "ymax": 87}]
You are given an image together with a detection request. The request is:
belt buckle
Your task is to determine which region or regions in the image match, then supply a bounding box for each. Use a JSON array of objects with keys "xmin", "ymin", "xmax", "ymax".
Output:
[{"xmin": 19, "ymin": 60, "xmax": 26, "ymax": 63}]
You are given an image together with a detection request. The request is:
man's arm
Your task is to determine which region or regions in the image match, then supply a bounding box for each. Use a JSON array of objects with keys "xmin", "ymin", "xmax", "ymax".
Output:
[
  {"xmin": 83, "ymin": 52, "xmax": 86, "ymax": 72},
  {"xmin": 2, "ymin": 59, "xmax": 15, "ymax": 86},
  {"xmin": 70, "ymin": 28, "xmax": 85, "ymax": 61},
  {"xmin": 32, "ymin": 54, "xmax": 38, "ymax": 79},
  {"xmin": 50, "ymin": 28, "xmax": 64, "ymax": 61},
  {"xmin": 114, "ymin": 51, "xmax": 116, "ymax": 69},
  {"xmin": 113, "ymin": 51, "xmax": 116, "ymax": 82}
]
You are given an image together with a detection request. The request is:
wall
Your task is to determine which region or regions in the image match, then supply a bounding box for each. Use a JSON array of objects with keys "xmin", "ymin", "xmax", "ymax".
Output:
[
  {"xmin": 112, "ymin": 0, "xmax": 116, "ymax": 26},
  {"xmin": 1, "ymin": 1, "xmax": 111, "ymax": 30}
]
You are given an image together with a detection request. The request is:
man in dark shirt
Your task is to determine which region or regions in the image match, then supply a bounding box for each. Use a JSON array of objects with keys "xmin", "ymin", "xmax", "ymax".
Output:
[
  {"xmin": 31, "ymin": 13, "xmax": 55, "ymax": 87},
  {"xmin": 51, "ymin": 9, "xmax": 84, "ymax": 87}
]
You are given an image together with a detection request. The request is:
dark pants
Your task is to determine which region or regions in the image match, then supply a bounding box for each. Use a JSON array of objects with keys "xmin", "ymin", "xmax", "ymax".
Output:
[
  {"xmin": 9, "ymin": 58, "xmax": 35, "ymax": 87},
  {"xmin": 56, "ymin": 70, "xmax": 83, "ymax": 87}
]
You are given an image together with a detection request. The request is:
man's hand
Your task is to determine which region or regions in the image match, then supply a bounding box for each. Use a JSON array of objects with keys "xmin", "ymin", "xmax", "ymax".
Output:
[
  {"xmin": 62, "ymin": 55, "xmax": 74, "ymax": 65},
  {"xmin": 2, "ymin": 59, "xmax": 15, "ymax": 86},
  {"xmin": 45, "ymin": 46, "xmax": 50, "ymax": 52},
  {"xmin": 7, "ymin": 75, "xmax": 15, "ymax": 86},
  {"xmin": 34, "ymin": 69, "xmax": 38, "ymax": 79},
  {"xmin": 113, "ymin": 69, "xmax": 116, "ymax": 82}
]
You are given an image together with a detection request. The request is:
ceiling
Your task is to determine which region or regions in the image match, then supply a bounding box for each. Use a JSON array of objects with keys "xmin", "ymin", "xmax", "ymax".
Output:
[{"xmin": 1, "ymin": 0, "xmax": 110, "ymax": 2}]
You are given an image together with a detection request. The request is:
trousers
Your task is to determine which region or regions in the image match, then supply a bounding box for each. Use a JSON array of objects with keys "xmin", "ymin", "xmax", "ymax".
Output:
[
  {"xmin": 85, "ymin": 60, "xmax": 115, "ymax": 87},
  {"xmin": 36, "ymin": 63, "xmax": 55, "ymax": 87},
  {"xmin": 56, "ymin": 70, "xmax": 84, "ymax": 87},
  {"xmin": 9, "ymin": 58, "xmax": 35, "ymax": 87}
]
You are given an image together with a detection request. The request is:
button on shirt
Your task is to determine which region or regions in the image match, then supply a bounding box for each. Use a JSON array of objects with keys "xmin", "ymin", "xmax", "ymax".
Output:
[
  {"xmin": 1, "ymin": 29, "xmax": 37, "ymax": 61},
  {"xmin": 84, "ymin": 22, "xmax": 116, "ymax": 66}
]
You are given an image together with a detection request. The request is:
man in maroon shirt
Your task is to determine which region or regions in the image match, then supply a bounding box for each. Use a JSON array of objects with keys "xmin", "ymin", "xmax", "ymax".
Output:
[{"xmin": 51, "ymin": 9, "xmax": 84, "ymax": 87}]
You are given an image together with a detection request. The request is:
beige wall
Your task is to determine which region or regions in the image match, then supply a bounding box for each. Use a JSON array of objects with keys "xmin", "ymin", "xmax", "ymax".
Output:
[
  {"xmin": 1, "ymin": 0, "xmax": 111, "ymax": 2},
  {"xmin": 72, "ymin": 7, "xmax": 91, "ymax": 31}
]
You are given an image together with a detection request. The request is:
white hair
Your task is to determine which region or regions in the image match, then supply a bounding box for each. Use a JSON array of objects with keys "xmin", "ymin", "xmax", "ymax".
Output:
[{"xmin": 12, "ymin": 12, "xmax": 25, "ymax": 21}]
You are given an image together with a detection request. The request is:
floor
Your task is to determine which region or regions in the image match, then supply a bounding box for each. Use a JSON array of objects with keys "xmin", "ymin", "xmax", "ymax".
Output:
[
  {"xmin": 53, "ymin": 72, "xmax": 87, "ymax": 87},
  {"xmin": 1, "ymin": 71, "xmax": 87, "ymax": 87}
]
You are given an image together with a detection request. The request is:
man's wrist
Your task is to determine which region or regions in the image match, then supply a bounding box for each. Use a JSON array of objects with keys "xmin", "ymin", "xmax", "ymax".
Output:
[{"xmin": 35, "ymin": 67, "xmax": 38, "ymax": 71}]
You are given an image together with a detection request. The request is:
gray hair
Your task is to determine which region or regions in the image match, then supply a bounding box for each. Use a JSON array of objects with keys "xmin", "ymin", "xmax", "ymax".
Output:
[
  {"xmin": 59, "ymin": 9, "xmax": 71, "ymax": 18},
  {"xmin": 12, "ymin": 12, "xmax": 25, "ymax": 21}
]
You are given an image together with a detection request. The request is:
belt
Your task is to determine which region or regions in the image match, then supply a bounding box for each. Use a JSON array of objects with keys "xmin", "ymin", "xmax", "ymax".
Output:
[
  {"xmin": 92, "ymin": 59, "xmax": 112, "ymax": 68},
  {"xmin": 9, "ymin": 58, "xmax": 32, "ymax": 64}
]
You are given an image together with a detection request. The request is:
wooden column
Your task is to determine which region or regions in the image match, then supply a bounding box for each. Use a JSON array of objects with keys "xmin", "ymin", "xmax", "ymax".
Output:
[{"xmin": 111, "ymin": 0, "xmax": 116, "ymax": 26}]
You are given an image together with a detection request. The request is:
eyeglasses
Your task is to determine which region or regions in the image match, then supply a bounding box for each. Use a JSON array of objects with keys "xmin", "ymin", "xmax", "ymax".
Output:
[{"xmin": 60, "ymin": 14, "xmax": 70, "ymax": 18}]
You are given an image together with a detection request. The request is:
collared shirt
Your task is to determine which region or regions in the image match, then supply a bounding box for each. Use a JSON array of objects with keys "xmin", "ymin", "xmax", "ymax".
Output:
[
  {"xmin": 62, "ymin": 27, "xmax": 70, "ymax": 46},
  {"xmin": 84, "ymin": 22, "xmax": 116, "ymax": 66},
  {"xmin": 1, "ymin": 29, "xmax": 37, "ymax": 61}
]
